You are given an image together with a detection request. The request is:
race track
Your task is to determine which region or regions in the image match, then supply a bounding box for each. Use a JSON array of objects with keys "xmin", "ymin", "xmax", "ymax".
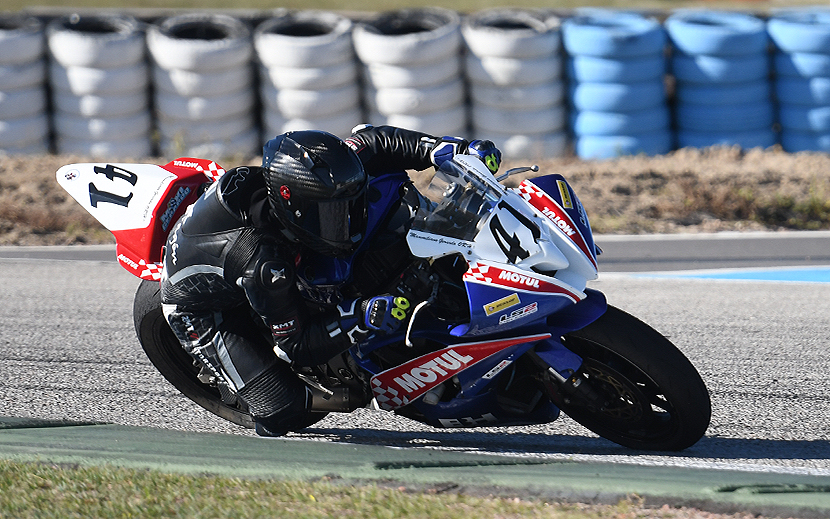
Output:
[{"xmin": 1, "ymin": 237, "xmax": 828, "ymax": 476}]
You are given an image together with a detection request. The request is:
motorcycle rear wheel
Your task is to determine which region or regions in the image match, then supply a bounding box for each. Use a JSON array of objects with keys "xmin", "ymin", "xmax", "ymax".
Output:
[
  {"xmin": 558, "ymin": 305, "xmax": 711, "ymax": 451},
  {"xmin": 133, "ymin": 279, "xmax": 255, "ymax": 428}
]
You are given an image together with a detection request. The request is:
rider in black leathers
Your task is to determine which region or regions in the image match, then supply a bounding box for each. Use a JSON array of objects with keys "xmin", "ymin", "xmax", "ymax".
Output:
[{"xmin": 160, "ymin": 124, "xmax": 501, "ymax": 436}]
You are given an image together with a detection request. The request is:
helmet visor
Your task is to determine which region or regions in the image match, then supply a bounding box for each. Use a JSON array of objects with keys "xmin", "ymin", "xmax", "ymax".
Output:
[{"xmin": 299, "ymin": 192, "xmax": 367, "ymax": 255}]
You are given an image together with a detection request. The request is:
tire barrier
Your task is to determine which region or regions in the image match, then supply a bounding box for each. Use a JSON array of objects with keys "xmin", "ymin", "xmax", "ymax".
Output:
[
  {"xmin": 10, "ymin": 8, "xmax": 830, "ymax": 160},
  {"xmin": 46, "ymin": 14, "xmax": 152, "ymax": 158},
  {"xmin": 0, "ymin": 14, "xmax": 49, "ymax": 154},
  {"xmin": 666, "ymin": 10, "xmax": 775, "ymax": 150},
  {"xmin": 255, "ymin": 10, "xmax": 360, "ymax": 139},
  {"xmin": 354, "ymin": 8, "xmax": 466, "ymax": 136},
  {"xmin": 463, "ymin": 8, "xmax": 566, "ymax": 159},
  {"xmin": 768, "ymin": 9, "xmax": 830, "ymax": 153},
  {"xmin": 148, "ymin": 13, "xmax": 257, "ymax": 157},
  {"xmin": 563, "ymin": 9, "xmax": 671, "ymax": 159}
]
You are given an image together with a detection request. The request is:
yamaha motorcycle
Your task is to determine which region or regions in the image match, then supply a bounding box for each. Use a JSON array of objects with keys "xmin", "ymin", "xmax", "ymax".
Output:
[{"xmin": 57, "ymin": 153, "xmax": 711, "ymax": 451}]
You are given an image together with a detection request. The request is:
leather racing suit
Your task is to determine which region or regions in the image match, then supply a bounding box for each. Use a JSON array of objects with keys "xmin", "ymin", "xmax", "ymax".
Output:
[{"xmin": 160, "ymin": 126, "xmax": 440, "ymax": 436}]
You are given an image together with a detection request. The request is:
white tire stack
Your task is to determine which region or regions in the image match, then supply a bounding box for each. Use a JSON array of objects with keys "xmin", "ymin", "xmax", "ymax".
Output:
[
  {"xmin": 353, "ymin": 8, "xmax": 466, "ymax": 136},
  {"xmin": 47, "ymin": 14, "xmax": 151, "ymax": 158},
  {"xmin": 255, "ymin": 10, "xmax": 360, "ymax": 139},
  {"xmin": 148, "ymin": 13, "xmax": 257, "ymax": 158},
  {"xmin": 463, "ymin": 9, "xmax": 566, "ymax": 159},
  {"xmin": 0, "ymin": 14, "xmax": 49, "ymax": 154}
]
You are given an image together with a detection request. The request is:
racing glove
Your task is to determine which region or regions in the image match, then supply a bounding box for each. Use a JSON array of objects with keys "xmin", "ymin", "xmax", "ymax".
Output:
[
  {"xmin": 430, "ymin": 136, "xmax": 502, "ymax": 174},
  {"xmin": 362, "ymin": 295, "xmax": 412, "ymax": 334}
]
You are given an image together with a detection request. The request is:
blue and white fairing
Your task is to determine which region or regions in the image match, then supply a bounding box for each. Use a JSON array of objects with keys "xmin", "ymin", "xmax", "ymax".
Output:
[{"xmin": 406, "ymin": 155, "xmax": 599, "ymax": 337}]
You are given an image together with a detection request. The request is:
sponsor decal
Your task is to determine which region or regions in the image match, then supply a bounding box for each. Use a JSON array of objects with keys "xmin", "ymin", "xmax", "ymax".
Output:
[
  {"xmin": 464, "ymin": 262, "xmax": 583, "ymax": 302},
  {"xmin": 497, "ymin": 269, "xmax": 540, "ymax": 289},
  {"xmin": 117, "ymin": 253, "xmax": 139, "ymax": 270},
  {"xmin": 557, "ymin": 179, "xmax": 573, "ymax": 209},
  {"xmin": 499, "ymin": 302, "xmax": 538, "ymax": 324},
  {"xmin": 483, "ymin": 293, "xmax": 520, "ymax": 316},
  {"xmin": 271, "ymin": 319, "xmax": 296, "ymax": 337},
  {"xmin": 482, "ymin": 359, "xmax": 512, "ymax": 380},
  {"xmin": 370, "ymin": 333, "xmax": 550, "ymax": 410},
  {"xmin": 439, "ymin": 413, "xmax": 498, "ymax": 428},
  {"xmin": 173, "ymin": 160, "xmax": 200, "ymax": 169},
  {"xmin": 343, "ymin": 137, "xmax": 366, "ymax": 154},
  {"xmin": 63, "ymin": 169, "xmax": 79, "ymax": 181},
  {"xmin": 517, "ymin": 180, "xmax": 598, "ymax": 270},
  {"xmin": 160, "ymin": 186, "xmax": 191, "ymax": 231}
]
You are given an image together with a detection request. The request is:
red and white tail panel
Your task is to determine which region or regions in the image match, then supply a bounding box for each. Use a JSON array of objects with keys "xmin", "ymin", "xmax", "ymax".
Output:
[{"xmin": 56, "ymin": 157, "xmax": 225, "ymax": 280}]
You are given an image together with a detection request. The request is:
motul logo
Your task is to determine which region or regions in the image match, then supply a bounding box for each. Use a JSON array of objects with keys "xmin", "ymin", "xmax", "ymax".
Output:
[
  {"xmin": 541, "ymin": 206, "xmax": 576, "ymax": 236},
  {"xmin": 393, "ymin": 349, "xmax": 474, "ymax": 393},
  {"xmin": 498, "ymin": 270, "xmax": 540, "ymax": 288}
]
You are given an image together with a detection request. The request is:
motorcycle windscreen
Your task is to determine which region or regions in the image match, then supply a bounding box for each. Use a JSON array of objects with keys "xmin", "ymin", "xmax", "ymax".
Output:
[{"xmin": 412, "ymin": 160, "xmax": 499, "ymax": 241}]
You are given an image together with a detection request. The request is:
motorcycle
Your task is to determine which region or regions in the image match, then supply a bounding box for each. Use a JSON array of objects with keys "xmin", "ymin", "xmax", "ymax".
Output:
[{"xmin": 57, "ymin": 152, "xmax": 711, "ymax": 451}]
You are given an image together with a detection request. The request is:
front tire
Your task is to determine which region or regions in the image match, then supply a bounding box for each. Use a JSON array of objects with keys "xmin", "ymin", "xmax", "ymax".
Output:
[{"xmin": 558, "ymin": 305, "xmax": 711, "ymax": 451}]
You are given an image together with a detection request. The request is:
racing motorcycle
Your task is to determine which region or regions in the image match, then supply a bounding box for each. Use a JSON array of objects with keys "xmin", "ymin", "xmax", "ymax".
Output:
[{"xmin": 57, "ymin": 152, "xmax": 711, "ymax": 451}]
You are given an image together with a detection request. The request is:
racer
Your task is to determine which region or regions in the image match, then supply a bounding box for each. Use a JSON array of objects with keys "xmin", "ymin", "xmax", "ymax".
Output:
[{"xmin": 160, "ymin": 124, "xmax": 500, "ymax": 436}]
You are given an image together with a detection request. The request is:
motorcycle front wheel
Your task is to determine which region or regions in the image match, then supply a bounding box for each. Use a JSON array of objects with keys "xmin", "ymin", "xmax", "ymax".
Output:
[{"xmin": 557, "ymin": 305, "xmax": 711, "ymax": 451}]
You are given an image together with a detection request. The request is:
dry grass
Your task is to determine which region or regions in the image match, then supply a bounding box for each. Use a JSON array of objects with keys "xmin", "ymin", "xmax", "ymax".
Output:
[{"xmin": 3, "ymin": 145, "xmax": 830, "ymax": 245}]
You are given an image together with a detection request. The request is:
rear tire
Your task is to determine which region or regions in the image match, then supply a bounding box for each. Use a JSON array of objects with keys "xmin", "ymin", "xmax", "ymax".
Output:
[
  {"xmin": 133, "ymin": 279, "xmax": 255, "ymax": 428},
  {"xmin": 559, "ymin": 305, "xmax": 711, "ymax": 451}
]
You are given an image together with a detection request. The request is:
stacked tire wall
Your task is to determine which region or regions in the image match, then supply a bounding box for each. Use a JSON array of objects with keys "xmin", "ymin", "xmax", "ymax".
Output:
[
  {"xmin": 563, "ymin": 10, "xmax": 671, "ymax": 160},
  {"xmin": 667, "ymin": 10, "xmax": 775, "ymax": 151},
  {"xmin": 256, "ymin": 10, "xmax": 361, "ymax": 139},
  {"xmin": 768, "ymin": 9, "xmax": 830, "ymax": 153},
  {"xmin": 354, "ymin": 8, "xmax": 466, "ymax": 137},
  {"xmin": 0, "ymin": 15, "xmax": 49, "ymax": 154},
  {"xmin": 148, "ymin": 13, "xmax": 258, "ymax": 158},
  {"xmin": 48, "ymin": 14, "xmax": 152, "ymax": 158},
  {"xmin": 3, "ymin": 7, "xmax": 830, "ymax": 159},
  {"xmin": 463, "ymin": 9, "xmax": 567, "ymax": 159}
]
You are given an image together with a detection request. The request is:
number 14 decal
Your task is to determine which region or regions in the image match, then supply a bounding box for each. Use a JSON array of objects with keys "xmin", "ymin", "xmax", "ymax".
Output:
[{"xmin": 89, "ymin": 164, "xmax": 137, "ymax": 208}]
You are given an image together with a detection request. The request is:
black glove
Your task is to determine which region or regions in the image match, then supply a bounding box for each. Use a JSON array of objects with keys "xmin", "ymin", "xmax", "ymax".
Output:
[{"xmin": 429, "ymin": 136, "xmax": 502, "ymax": 174}]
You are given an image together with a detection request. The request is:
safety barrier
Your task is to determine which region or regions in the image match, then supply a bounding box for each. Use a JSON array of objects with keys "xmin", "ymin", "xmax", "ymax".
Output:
[{"xmin": 1, "ymin": 7, "xmax": 829, "ymax": 159}]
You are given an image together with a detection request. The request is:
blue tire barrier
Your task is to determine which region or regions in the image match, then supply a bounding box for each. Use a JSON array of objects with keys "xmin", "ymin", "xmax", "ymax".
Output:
[
  {"xmin": 768, "ymin": 10, "xmax": 830, "ymax": 153},
  {"xmin": 767, "ymin": 9, "xmax": 830, "ymax": 54},
  {"xmin": 575, "ymin": 132, "xmax": 673, "ymax": 159},
  {"xmin": 677, "ymin": 129, "xmax": 777, "ymax": 150},
  {"xmin": 780, "ymin": 131, "xmax": 830, "ymax": 152},
  {"xmin": 773, "ymin": 51, "xmax": 830, "ymax": 78},
  {"xmin": 671, "ymin": 52, "xmax": 769, "ymax": 84},
  {"xmin": 778, "ymin": 104, "xmax": 830, "ymax": 133},
  {"xmin": 561, "ymin": 10, "xmax": 666, "ymax": 58},
  {"xmin": 675, "ymin": 101, "xmax": 774, "ymax": 133},
  {"xmin": 775, "ymin": 76, "xmax": 830, "ymax": 106},
  {"xmin": 566, "ymin": 54, "xmax": 665, "ymax": 83},
  {"xmin": 570, "ymin": 106, "xmax": 670, "ymax": 136},
  {"xmin": 675, "ymin": 80, "xmax": 770, "ymax": 106},
  {"xmin": 665, "ymin": 10, "xmax": 768, "ymax": 56},
  {"xmin": 570, "ymin": 80, "xmax": 666, "ymax": 112}
]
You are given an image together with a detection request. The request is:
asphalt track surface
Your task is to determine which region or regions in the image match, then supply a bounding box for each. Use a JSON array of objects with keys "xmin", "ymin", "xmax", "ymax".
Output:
[{"xmin": 1, "ymin": 233, "xmax": 829, "ymax": 516}]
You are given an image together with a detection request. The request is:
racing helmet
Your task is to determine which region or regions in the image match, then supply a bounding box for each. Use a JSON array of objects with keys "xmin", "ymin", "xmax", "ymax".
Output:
[{"xmin": 263, "ymin": 130, "xmax": 368, "ymax": 256}]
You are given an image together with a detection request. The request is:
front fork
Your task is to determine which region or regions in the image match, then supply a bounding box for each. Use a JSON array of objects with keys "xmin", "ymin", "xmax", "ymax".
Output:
[{"xmin": 527, "ymin": 348, "xmax": 607, "ymax": 412}]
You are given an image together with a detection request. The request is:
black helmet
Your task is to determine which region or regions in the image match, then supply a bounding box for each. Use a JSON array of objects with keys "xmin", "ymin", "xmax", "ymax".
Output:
[{"xmin": 262, "ymin": 130, "xmax": 367, "ymax": 256}]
